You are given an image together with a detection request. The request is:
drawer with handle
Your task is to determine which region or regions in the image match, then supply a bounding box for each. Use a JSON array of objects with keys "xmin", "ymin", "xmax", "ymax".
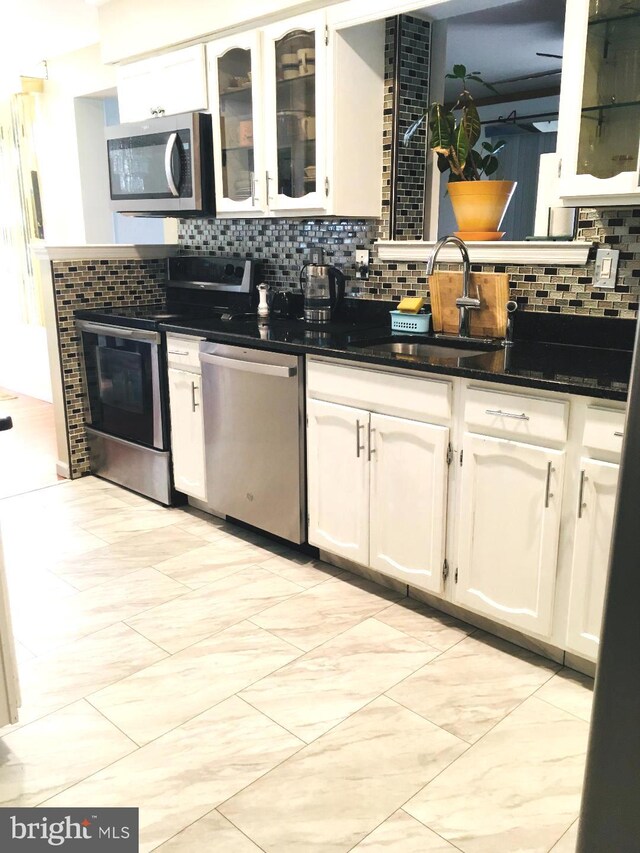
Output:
[
  {"xmin": 166, "ymin": 334, "xmax": 203, "ymax": 372},
  {"xmin": 583, "ymin": 406, "xmax": 626, "ymax": 455},
  {"xmin": 465, "ymin": 387, "xmax": 568, "ymax": 442}
]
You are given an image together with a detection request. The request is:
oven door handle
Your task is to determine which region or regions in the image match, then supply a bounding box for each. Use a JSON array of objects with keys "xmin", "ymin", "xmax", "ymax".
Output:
[
  {"xmin": 76, "ymin": 320, "xmax": 160, "ymax": 344},
  {"xmin": 165, "ymin": 132, "xmax": 180, "ymax": 197},
  {"xmin": 200, "ymin": 352, "xmax": 296, "ymax": 378}
]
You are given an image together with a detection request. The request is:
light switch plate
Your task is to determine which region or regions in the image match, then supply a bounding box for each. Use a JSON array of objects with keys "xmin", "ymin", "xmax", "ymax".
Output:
[
  {"xmin": 355, "ymin": 249, "xmax": 370, "ymax": 280},
  {"xmin": 594, "ymin": 247, "xmax": 619, "ymax": 289}
]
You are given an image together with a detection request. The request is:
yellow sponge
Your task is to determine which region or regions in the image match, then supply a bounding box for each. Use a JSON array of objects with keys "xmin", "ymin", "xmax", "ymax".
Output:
[{"xmin": 397, "ymin": 297, "xmax": 425, "ymax": 314}]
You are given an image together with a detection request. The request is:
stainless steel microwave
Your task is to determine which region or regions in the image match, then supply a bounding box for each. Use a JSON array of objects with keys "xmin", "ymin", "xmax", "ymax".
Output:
[{"xmin": 105, "ymin": 112, "xmax": 214, "ymax": 217}]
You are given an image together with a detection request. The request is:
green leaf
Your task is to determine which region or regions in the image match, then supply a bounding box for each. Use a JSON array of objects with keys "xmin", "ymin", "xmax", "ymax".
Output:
[
  {"xmin": 436, "ymin": 152, "xmax": 450, "ymax": 173},
  {"xmin": 490, "ymin": 140, "xmax": 507, "ymax": 155},
  {"xmin": 482, "ymin": 141, "xmax": 493, "ymax": 151},
  {"xmin": 452, "ymin": 64, "xmax": 467, "ymax": 79},
  {"xmin": 483, "ymin": 155, "xmax": 499, "ymax": 177},
  {"xmin": 461, "ymin": 101, "xmax": 481, "ymax": 149},
  {"xmin": 452, "ymin": 121, "xmax": 469, "ymax": 173},
  {"xmin": 428, "ymin": 103, "xmax": 453, "ymax": 151}
]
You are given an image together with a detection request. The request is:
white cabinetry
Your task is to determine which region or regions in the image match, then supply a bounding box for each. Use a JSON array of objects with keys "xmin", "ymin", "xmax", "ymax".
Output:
[
  {"xmin": 117, "ymin": 45, "xmax": 208, "ymax": 123},
  {"xmin": 166, "ymin": 336, "xmax": 206, "ymax": 502},
  {"xmin": 557, "ymin": 0, "xmax": 640, "ymax": 206},
  {"xmin": 207, "ymin": 16, "xmax": 383, "ymax": 217},
  {"xmin": 566, "ymin": 458, "xmax": 619, "ymax": 659},
  {"xmin": 455, "ymin": 433, "xmax": 565, "ymax": 637},
  {"xmin": 306, "ymin": 360, "xmax": 450, "ymax": 593},
  {"xmin": 307, "ymin": 399, "xmax": 369, "ymax": 565}
]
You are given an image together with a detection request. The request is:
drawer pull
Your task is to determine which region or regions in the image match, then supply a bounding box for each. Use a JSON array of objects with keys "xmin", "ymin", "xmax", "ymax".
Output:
[
  {"xmin": 578, "ymin": 469, "xmax": 587, "ymax": 519},
  {"xmin": 485, "ymin": 408, "xmax": 530, "ymax": 421},
  {"xmin": 614, "ymin": 431, "xmax": 624, "ymax": 438},
  {"xmin": 168, "ymin": 349, "xmax": 190, "ymax": 356},
  {"xmin": 545, "ymin": 461, "xmax": 555, "ymax": 508},
  {"xmin": 191, "ymin": 380, "xmax": 199, "ymax": 412}
]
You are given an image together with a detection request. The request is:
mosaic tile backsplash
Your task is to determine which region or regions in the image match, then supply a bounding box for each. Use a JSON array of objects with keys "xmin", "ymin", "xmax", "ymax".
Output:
[
  {"xmin": 178, "ymin": 207, "xmax": 640, "ymax": 318},
  {"xmin": 53, "ymin": 259, "xmax": 166, "ymax": 477}
]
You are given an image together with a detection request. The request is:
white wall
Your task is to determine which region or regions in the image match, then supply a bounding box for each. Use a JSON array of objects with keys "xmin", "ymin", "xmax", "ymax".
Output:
[
  {"xmin": 33, "ymin": 44, "xmax": 117, "ymax": 245},
  {"xmin": 75, "ymin": 97, "xmax": 115, "ymax": 243}
]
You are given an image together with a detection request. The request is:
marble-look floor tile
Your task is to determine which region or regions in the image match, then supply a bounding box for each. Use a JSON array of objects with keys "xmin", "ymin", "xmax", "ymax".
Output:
[
  {"xmin": 219, "ymin": 696, "xmax": 467, "ymax": 853},
  {"xmin": 250, "ymin": 574, "xmax": 403, "ymax": 652},
  {"xmin": 550, "ymin": 820, "xmax": 578, "ymax": 852},
  {"xmin": 152, "ymin": 542, "xmax": 265, "ymax": 589},
  {"xmin": 50, "ymin": 526, "xmax": 208, "ymax": 591},
  {"xmin": 126, "ymin": 566, "xmax": 302, "ymax": 653},
  {"xmin": 352, "ymin": 810, "xmax": 459, "ymax": 851},
  {"xmin": 89, "ymin": 621, "xmax": 301, "ymax": 744},
  {"xmin": 11, "ymin": 622, "xmax": 167, "ymax": 729},
  {"xmin": 404, "ymin": 697, "xmax": 588, "ymax": 853},
  {"xmin": 14, "ymin": 568, "xmax": 188, "ymax": 654},
  {"xmin": 6, "ymin": 567, "xmax": 78, "ymax": 605},
  {"xmin": 79, "ymin": 507, "xmax": 184, "ymax": 544},
  {"xmin": 535, "ymin": 669, "xmax": 593, "ymax": 722},
  {"xmin": 387, "ymin": 632, "xmax": 560, "ymax": 743},
  {"xmin": 155, "ymin": 810, "xmax": 262, "ymax": 852},
  {"xmin": 45, "ymin": 696, "xmax": 303, "ymax": 853},
  {"xmin": 374, "ymin": 598, "xmax": 475, "ymax": 652},
  {"xmin": 241, "ymin": 618, "xmax": 438, "ymax": 742},
  {"xmin": 259, "ymin": 552, "xmax": 343, "ymax": 589},
  {"xmin": 174, "ymin": 515, "xmax": 228, "ymax": 542},
  {"xmin": 2, "ymin": 522, "xmax": 107, "ymax": 565},
  {"xmin": 0, "ymin": 700, "xmax": 135, "ymax": 807}
]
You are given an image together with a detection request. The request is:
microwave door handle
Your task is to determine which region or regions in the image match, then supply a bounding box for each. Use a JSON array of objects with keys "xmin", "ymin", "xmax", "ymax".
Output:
[{"xmin": 164, "ymin": 132, "xmax": 180, "ymax": 197}]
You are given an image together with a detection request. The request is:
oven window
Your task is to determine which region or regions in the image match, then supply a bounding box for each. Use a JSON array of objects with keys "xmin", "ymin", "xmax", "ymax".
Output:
[
  {"xmin": 97, "ymin": 347, "xmax": 144, "ymax": 414},
  {"xmin": 80, "ymin": 331, "xmax": 163, "ymax": 449}
]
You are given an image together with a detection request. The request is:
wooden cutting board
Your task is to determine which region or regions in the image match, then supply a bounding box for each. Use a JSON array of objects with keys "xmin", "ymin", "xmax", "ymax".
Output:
[{"xmin": 430, "ymin": 272, "xmax": 510, "ymax": 338}]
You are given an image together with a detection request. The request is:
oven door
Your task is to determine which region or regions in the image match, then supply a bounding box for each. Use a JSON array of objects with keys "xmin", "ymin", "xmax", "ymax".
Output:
[{"xmin": 77, "ymin": 321, "xmax": 166, "ymax": 450}]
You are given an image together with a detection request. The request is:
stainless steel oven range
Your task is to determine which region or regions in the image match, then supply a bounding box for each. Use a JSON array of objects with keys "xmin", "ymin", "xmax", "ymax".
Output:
[{"xmin": 76, "ymin": 318, "xmax": 173, "ymax": 504}]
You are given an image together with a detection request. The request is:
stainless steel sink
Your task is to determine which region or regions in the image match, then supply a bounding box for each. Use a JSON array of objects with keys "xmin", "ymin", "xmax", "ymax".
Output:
[{"xmin": 348, "ymin": 334, "xmax": 501, "ymax": 360}]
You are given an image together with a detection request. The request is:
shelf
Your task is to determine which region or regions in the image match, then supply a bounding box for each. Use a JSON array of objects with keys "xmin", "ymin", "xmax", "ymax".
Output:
[
  {"xmin": 582, "ymin": 99, "xmax": 640, "ymax": 113},
  {"xmin": 219, "ymin": 84, "xmax": 252, "ymax": 97},
  {"xmin": 276, "ymin": 72, "xmax": 315, "ymax": 85},
  {"xmin": 222, "ymin": 145, "xmax": 255, "ymax": 153}
]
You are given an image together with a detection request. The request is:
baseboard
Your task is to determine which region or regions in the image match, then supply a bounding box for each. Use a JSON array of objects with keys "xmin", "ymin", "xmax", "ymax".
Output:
[
  {"xmin": 56, "ymin": 460, "xmax": 71, "ymax": 479},
  {"xmin": 318, "ymin": 551, "xmax": 409, "ymax": 598}
]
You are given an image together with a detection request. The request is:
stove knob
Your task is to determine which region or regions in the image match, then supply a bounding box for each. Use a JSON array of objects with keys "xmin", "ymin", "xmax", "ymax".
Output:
[
  {"xmin": 235, "ymin": 266, "xmax": 245, "ymax": 278},
  {"xmin": 224, "ymin": 263, "xmax": 234, "ymax": 276}
]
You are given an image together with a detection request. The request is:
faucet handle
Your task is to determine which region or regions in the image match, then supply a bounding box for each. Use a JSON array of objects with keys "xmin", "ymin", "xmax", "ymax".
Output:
[{"xmin": 456, "ymin": 295, "xmax": 482, "ymax": 309}]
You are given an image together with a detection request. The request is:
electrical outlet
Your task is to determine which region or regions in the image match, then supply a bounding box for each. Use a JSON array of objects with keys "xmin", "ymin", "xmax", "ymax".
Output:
[
  {"xmin": 310, "ymin": 247, "xmax": 324, "ymax": 265},
  {"xmin": 355, "ymin": 249, "xmax": 370, "ymax": 280}
]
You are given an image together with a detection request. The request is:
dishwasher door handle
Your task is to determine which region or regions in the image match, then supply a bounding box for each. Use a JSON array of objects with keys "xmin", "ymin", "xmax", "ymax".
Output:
[{"xmin": 200, "ymin": 352, "xmax": 297, "ymax": 378}]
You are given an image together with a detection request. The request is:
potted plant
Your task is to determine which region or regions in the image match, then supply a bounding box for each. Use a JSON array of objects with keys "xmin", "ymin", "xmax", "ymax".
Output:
[{"xmin": 405, "ymin": 64, "xmax": 516, "ymax": 240}]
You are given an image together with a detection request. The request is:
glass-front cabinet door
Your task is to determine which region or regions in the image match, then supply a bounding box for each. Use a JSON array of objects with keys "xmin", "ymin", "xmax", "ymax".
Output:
[
  {"xmin": 208, "ymin": 32, "xmax": 265, "ymax": 215},
  {"xmin": 559, "ymin": 0, "xmax": 640, "ymax": 203},
  {"xmin": 263, "ymin": 13, "xmax": 326, "ymax": 213}
]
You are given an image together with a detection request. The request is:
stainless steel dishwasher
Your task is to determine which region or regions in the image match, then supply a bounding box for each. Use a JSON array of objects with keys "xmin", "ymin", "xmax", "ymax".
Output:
[{"xmin": 199, "ymin": 342, "xmax": 306, "ymax": 543}]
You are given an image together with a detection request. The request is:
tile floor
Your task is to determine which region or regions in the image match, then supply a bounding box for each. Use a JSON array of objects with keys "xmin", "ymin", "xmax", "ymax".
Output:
[{"xmin": 0, "ymin": 476, "xmax": 594, "ymax": 852}]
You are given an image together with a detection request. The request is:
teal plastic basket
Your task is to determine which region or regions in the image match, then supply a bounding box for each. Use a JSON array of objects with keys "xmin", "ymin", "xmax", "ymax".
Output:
[{"xmin": 390, "ymin": 310, "xmax": 431, "ymax": 334}]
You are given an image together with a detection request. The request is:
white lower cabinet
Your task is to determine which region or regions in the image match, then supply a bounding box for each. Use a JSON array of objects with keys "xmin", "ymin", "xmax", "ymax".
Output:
[
  {"xmin": 455, "ymin": 433, "xmax": 565, "ymax": 637},
  {"xmin": 369, "ymin": 413, "xmax": 448, "ymax": 594},
  {"xmin": 566, "ymin": 457, "xmax": 619, "ymax": 660},
  {"xmin": 167, "ymin": 367, "xmax": 206, "ymax": 501},
  {"xmin": 307, "ymin": 399, "xmax": 370, "ymax": 565},
  {"xmin": 307, "ymin": 398, "xmax": 449, "ymax": 591}
]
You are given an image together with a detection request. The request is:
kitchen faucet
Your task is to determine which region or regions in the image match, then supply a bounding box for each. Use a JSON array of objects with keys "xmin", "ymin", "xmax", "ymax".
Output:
[{"xmin": 426, "ymin": 235, "xmax": 481, "ymax": 338}]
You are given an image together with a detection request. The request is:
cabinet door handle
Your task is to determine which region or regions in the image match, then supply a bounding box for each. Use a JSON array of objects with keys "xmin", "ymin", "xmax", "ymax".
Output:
[
  {"xmin": 191, "ymin": 381, "xmax": 199, "ymax": 412},
  {"xmin": 168, "ymin": 349, "xmax": 190, "ymax": 356},
  {"xmin": 545, "ymin": 461, "xmax": 555, "ymax": 508},
  {"xmin": 577, "ymin": 469, "xmax": 587, "ymax": 519},
  {"xmin": 250, "ymin": 172, "xmax": 256, "ymax": 206},
  {"xmin": 614, "ymin": 431, "xmax": 624, "ymax": 438},
  {"xmin": 485, "ymin": 408, "xmax": 529, "ymax": 421},
  {"xmin": 266, "ymin": 170, "xmax": 273, "ymax": 204},
  {"xmin": 367, "ymin": 421, "xmax": 376, "ymax": 461},
  {"xmin": 356, "ymin": 419, "xmax": 365, "ymax": 458}
]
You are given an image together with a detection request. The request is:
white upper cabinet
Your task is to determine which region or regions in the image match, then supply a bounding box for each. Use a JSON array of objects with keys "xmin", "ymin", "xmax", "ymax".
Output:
[
  {"xmin": 558, "ymin": 0, "xmax": 640, "ymax": 205},
  {"xmin": 566, "ymin": 457, "xmax": 619, "ymax": 661},
  {"xmin": 207, "ymin": 14, "xmax": 384, "ymax": 217},
  {"xmin": 307, "ymin": 398, "xmax": 370, "ymax": 566},
  {"xmin": 369, "ymin": 413, "xmax": 449, "ymax": 595},
  {"xmin": 455, "ymin": 433, "xmax": 565, "ymax": 638},
  {"xmin": 117, "ymin": 45, "xmax": 208, "ymax": 124},
  {"xmin": 207, "ymin": 32, "xmax": 266, "ymax": 216}
]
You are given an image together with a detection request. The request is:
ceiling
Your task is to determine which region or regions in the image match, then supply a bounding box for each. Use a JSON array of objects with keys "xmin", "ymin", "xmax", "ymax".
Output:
[
  {"xmin": 0, "ymin": 0, "xmax": 101, "ymax": 82},
  {"xmin": 434, "ymin": 0, "xmax": 566, "ymax": 103}
]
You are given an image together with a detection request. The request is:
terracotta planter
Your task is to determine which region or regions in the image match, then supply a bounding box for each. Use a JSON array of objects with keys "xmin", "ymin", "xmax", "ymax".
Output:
[{"xmin": 447, "ymin": 180, "xmax": 517, "ymax": 240}]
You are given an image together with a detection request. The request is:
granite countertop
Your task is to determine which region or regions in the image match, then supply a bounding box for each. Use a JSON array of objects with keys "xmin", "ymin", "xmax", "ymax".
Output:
[{"xmin": 160, "ymin": 314, "xmax": 633, "ymax": 402}]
